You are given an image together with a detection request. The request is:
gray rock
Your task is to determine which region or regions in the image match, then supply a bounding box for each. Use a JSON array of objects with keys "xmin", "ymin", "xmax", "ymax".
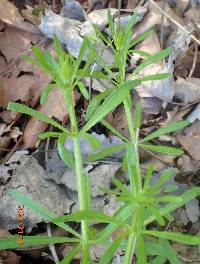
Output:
[
  {"xmin": 61, "ymin": 162, "xmax": 121, "ymax": 197},
  {"xmin": 185, "ymin": 199, "xmax": 200, "ymax": 223},
  {"xmin": 0, "ymin": 151, "xmax": 73, "ymax": 230},
  {"xmin": 64, "ymin": 132, "xmax": 125, "ymax": 159},
  {"xmin": 39, "ymin": 10, "xmax": 83, "ymax": 58},
  {"xmin": 60, "ymin": 0, "xmax": 85, "ymax": 21}
]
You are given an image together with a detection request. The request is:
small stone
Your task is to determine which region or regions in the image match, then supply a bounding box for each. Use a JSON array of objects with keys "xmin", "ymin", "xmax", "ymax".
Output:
[{"xmin": 60, "ymin": 0, "xmax": 85, "ymax": 21}]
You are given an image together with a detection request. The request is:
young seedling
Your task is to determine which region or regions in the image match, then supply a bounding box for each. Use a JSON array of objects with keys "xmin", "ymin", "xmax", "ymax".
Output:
[{"xmin": 1, "ymin": 10, "xmax": 200, "ymax": 264}]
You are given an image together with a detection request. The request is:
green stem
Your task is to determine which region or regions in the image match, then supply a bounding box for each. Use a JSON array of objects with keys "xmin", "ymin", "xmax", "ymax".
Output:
[
  {"xmin": 123, "ymin": 96, "xmax": 143, "ymax": 263},
  {"xmin": 73, "ymin": 138, "xmax": 90, "ymax": 262},
  {"xmin": 66, "ymin": 91, "xmax": 90, "ymax": 262},
  {"xmin": 124, "ymin": 234, "xmax": 136, "ymax": 264}
]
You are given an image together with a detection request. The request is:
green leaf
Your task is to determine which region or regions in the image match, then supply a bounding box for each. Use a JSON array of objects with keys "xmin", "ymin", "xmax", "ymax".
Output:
[
  {"xmin": 81, "ymin": 133, "xmax": 101, "ymax": 150},
  {"xmin": 100, "ymin": 119, "xmax": 127, "ymax": 142},
  {"xmin": 60, "ymin": 243, "xmax": 81, "ymax": 264},
  {"xmin": 143, "ymin": 230, "xmax": 200, "ymax": 245},
  {"xmin": 107, "ymin": 9, "xmax": 115, "ymax": 36},
  {"xmin": 157, "ymin": 195, "xmax": 182, "ymax": 203},
  {"xmin": 148, "ymin": 205, "xmax": 165, "ymax": 226},
  {"xmin": 86, "ymin": 88, "xmax": 113, "ymax": 120},
  {"xmin": 145, "ymin": 241, "xmax": 165, "ymax": 256},
  {"xmin": 137, "ymin": 235, "xmax": 147, "ymax": 264},
  {"xmin": 99, "ymin": 233, "xmax": 127, "ymax": 264},
  {"xmin": 82, "ymin": 80, "xmax": 141, "ymax": 133},
  {"xmin": 71, "ymin": 38, "xmax": 89, "ymax": 83},
  {"xmin": 145, "ymin": 187, "xmax": 200, "ymax": 225},
  {"xmin": 140, "ymin": 121, "xmax": 189, "ymax": 143},
  {"xmin": 39, "ymin": 131, "xmax": 62, "ymax": 140},
  {"xmin": 0, "ymin": 236, "xmax": 79, "ymax": 250},
  {"xmin": 88, "ymin": 144, "xmax": 125, "ymax": 161},
  {"xmin": 91, "ymin": 204, "xmax": 133, "ymax": 244},
  {"xmin": 140, "ymin": 144, "xmax": 184, "ymax": 156},
  {"xmin": 152, "ymin": 255, "xmax": 166, "ymax": 264},
  {"xmin": 131, "ymin": 48, "xmax": 172, "ymax": 76},
  {"xmin": 8, "ymin": 102, "xmax": 68, "ymax": 133},
  {"xmin": 32, "ymin": 46, "xmax": 51, "ymax": 72},
  {"xmin": 160, "ymin": 239, "xmax": 181, "ymax": 264},
  {"xmin": 164, "ymin": 184, "xmax": 178, "ymax": 193},
  {"xmin": 44, "ymin": 50, "xmax": 59, "ymax": 73},
  {"xmin": 143, "ymin": 164, "xmax": 154, "ymax": 188},
  {"xmin": 8, "ymin": 188, "xmax": 80, "ymax": 238},
  {"xmin": 52, "ymin": 33, "xmax": 66, "ymax": 62},
  {"xmin": 134, "ymin": 102, "xmax": 142, "ymax": 129},
  {"xmin": 129, "ymin": 49, "xmax": 151, "ymax": 57},
  {"xmin": 130, "ymin": 30, "xmax": 154, "ymax": 47},
  {"xmin": 53, "ymin": 210, "xmax": 128, "ymax": 228},
  {"xmin": 57, "ymin": 135, "xmax": 75, "ymax": 168},
  {"xmin": 112, "ymin": 177, "xmax": 130, "ymax": 196},
  {"xmin": 151, "ymin": 169, "xmax": 174, "ymax": 192},
  {"xmin": 40, "ymin": 83, "xmax": 56, "ymax": 105},
  {"xmin": 138, "ymin": 73, "xmax": 171, "ymax": 81},
  {"xmin": 77, "ymin": 81, "xmax": 89, "ymax": 100}
]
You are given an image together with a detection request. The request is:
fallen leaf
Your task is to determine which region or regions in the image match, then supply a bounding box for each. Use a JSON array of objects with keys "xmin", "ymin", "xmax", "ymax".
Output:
[
  {"xmin": 22, "ymin": 90, "xmax": 80, "ymax": 148},
  {"xmin": 0, "ymin": 251, "xmax": 20, "ymax": 264},
  {"xmin": 0, "ymin": 0, "xmax": 40, "ymax": 33},
  {"xmin": 133, "ymin": 32, "xmax": 174, "ymax": 103},
  {"xmin": 176, "ymin": 121, "xmax": 200, "ymax": 160},
  {"xmin": 0, "ymin": 27, "xmax": 51, "ymax": 109},
  {"xmin": 174, "ymin": 77, "xmax": 200, "ymax": 103},
  {"xmin": 0, "ymin": 151, "xmax": 73, "ymax": 229},
  {"xmin": 185, "ymin": 199, "xmax": 200, "ymax": 223},
  {"xmin": 187, "ymin": 103, "xmax": 200, "ymax": 123}
]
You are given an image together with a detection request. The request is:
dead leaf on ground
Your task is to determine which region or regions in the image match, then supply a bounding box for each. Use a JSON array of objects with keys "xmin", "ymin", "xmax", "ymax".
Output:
[
  {"xmin": 177, "ymin": 121, "xmax": 200, "ymax": 161},
  {"xmin": 0, "ymin": 0, "xmax": 40, "ymax": 33},
  {"xmin": 22, "ymin": 90, "xmax": 80, "ymax": 148},
  {"xmin": 0, "ymin": 251, "xmax": 20, "ymax": 264},
  {"xmin": 174, "ymin": 77, "xmax": 200, "ymax": 103}
]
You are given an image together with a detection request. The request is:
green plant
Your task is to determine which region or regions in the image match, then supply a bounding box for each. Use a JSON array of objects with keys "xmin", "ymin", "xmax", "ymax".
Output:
[{"xmin": 1, "ymin": 10, "xmax": 200, "ymax": 264}]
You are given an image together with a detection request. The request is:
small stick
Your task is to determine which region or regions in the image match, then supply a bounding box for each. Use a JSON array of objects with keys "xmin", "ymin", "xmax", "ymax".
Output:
[
  {"xmin": 189, "ymin": 0, "xmax": 199, "ymax": 77},
  {"xmin": 188, "ymin": 44, "xmax": 198, "ymax": 77},
  {"xmin": 47, "ymin": 223, "xmax": 60, "ymax": 264},
  {"xmin": 149, "ymin": 0, "xmax": 200, "ymax": 46}
]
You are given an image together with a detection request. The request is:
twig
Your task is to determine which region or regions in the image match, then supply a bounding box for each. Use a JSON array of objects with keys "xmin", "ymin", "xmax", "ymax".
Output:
[
  {"xmin": 47, "ymin": 223, "xmax": 60, "ymax": 264},
  {"xmin": 160, "ymin": 0, "xmax": 166, "ymax": 49},
  {"xmin": 188, "ymin": 44, "xmax": 198, "ymax": 77},
  {"xmin": 45, "ymin": 125, "xmax": 53, "ymax": 173},
  {"xmin": 178, "ymin": 254, "xmax": 200, "ymax": 263},
  {"xmin": 0, "ymin": 136, "xmax": 22, "ymax": 164},
  {"xmin": 189, "ymin": 0, "xmax": 199, "ymax": 77},
  {"xmin": 148, "ymin": 0, "xmax": 200, "ymax": 46}
]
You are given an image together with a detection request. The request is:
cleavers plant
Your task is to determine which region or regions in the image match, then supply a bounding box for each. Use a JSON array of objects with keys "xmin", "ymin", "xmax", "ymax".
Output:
[{"xmin": 1, "ymin": 9, "xmax": 200, "ymax": 264}]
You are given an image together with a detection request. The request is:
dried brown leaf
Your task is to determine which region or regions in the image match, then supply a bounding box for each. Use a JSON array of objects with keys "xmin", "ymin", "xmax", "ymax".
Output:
[{"xmin": 0, "ymin": 0, "xmax": 40, "ymax": 33}]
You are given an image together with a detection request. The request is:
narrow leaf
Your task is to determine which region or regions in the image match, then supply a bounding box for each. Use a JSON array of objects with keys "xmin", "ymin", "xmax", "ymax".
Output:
[
  {"xmin": 82, "ymin": 133, "xmax": 101, "ymax": 150},
  {"xmin": 145, "ymin": 187, "xmax": 200, "ymax": 225},
  {"xmin": 8, "ymin": 188, "xmax": 80, "ymax": 238},
  {"xmin": 0, "ymin": 236, "xmax": 79, "ymax": 250},
  {"xmin": 137, "ymin": 235, "xmax": 147, "ymax": 264},
  {"xmin": 82, "ymin": 80, "xmax": 141, "ymax": 133},
  {"xmin": 143, "ymin": 230, "xmax": 200, "ymax": 245},
  {"xmin": 88, "ymin": 144, "xmax": 125, "ymax": 161},
  {"xmin": 99, "ymin": 232, "xmax": 127, "ymax": 264},
  {"xmin": 140, "ymin": 121, "xmax": 189, "ymax": 143},
  {"xmin": 53, "ymin": 210, "xmax": 128, "ymax": 228},
  {"xmin": 40, "ymin": 83, "xmax": 56, "ymax": 105},
  {"xmin": 131, "ymin": 48, "xmax": 172, "ymax": 76},
  {"xmin": 140, "ymin": 144, "xmax": 184, "ymax": 156},
  {"xmin": 60, "ymin": 243, "xmax": 81, "ymax": 264},
  {"xmin": 8, "ymin": 102, "xmax": 68, "ymax": 133},
  {"xmin": 57, "ymin": 135, "xmax": 75, "ymax": 168}
]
